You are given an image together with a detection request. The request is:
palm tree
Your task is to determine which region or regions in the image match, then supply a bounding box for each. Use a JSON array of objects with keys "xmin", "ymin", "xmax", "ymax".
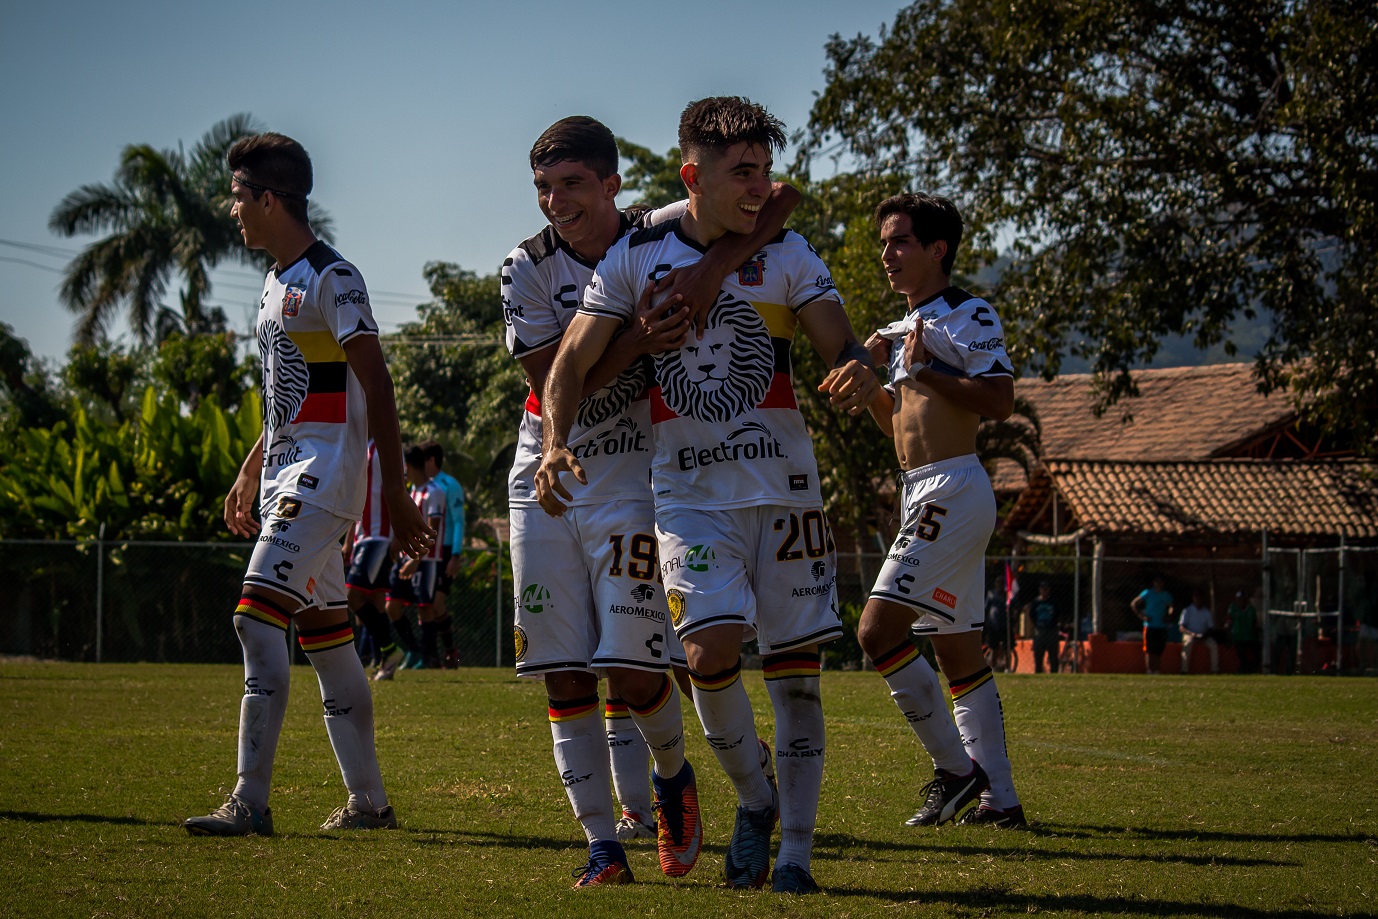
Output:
[{"xmin": 49, "ymin": 114, "xmax": 332, "ymax": 346}]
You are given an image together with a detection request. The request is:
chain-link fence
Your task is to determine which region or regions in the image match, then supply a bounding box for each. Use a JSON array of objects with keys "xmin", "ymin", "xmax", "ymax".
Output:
[
  {"xmin": 0, "ymin": 538, "xmax": 514, "ymax": 667},
  {"xmin": 4, "ymin": 538, "xmax": 1374, "ymax": 674}
]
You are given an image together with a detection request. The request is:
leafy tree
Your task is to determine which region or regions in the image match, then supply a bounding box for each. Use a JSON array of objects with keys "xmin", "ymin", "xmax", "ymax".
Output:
[
  {"xmin": 616, "ymin": 138, "xmax": 685, "ymax": 208},
  {"xmin": 49, "ymin": 114, "xmax": 334, "ymax": 346},
  {"xmin": 384, "ymin": 262, "xmax": 519, "ymax": 529},
  {"xmin": 803, "ymin": 0, "xmax": 1378, "ymax": 449},
  {"xmin": 0, "ymin": 323, "xmax": 66, "ymax": 433}
]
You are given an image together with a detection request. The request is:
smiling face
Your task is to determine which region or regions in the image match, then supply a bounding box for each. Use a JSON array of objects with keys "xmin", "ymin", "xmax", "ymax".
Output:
[
  {"xmin": 533, "ymin": 159, "xmax": 622, "ymax": 261},
  {"xmin": 684, "ymin": 141, "xmax": 771, "ymax": 240},
  {"xmin": 879, "ymin": 212, "xmax": 948, "ymax": 307}
]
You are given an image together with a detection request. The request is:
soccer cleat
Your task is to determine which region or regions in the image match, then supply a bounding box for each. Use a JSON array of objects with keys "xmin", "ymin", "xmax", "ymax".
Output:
[
  {"xmin": 771, "ymin": 862, "xmax": 821, "ymax": 895},
  {"xmin": 957, "ymin": 803, "xmax": 1028, "ymax": 828},
  {"xmin": 442, "ymin": 649, "xmax": 459, "ymax": 670},
  {"xmin": 615, "ymin": 809, "xmax": 657, "ymax": 842},
  {"xmin": 320, "ymin": 802, "xmax": 397, "ymax": 830},
  {"xmin": 572, "ymin": 841, "xmax": 634, "ymax": 888},
  {"xmin": 723, "ymin": 789, "xmax": 778, "ymax": 889},
  {"xmin": 373, "ymin": 647, "xmax": 404, "ymax": 681},
  {"xmin": 183, "ymin": 796, "xmax": 273, "ymax": 837},
  {"xmin": 651, "ymin": 760, "xmax": 701, "ymax": 877},
  {"xmin": 906, "ymin": 761, "xmax": 990, "ymax": 826},
  {"xmin": 403, "ymin": 651, "xmax": 426, "ymax": 670}
]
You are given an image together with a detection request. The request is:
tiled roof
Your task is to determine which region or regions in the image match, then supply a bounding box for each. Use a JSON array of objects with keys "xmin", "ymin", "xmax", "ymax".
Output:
[
  {"xmin": 1005, "ymin": 459, "xmax": 1378, "ymax": 539},
  {"xmin": 1015, "ymin": 363, "xmax": 1292, "ymax": 461}
]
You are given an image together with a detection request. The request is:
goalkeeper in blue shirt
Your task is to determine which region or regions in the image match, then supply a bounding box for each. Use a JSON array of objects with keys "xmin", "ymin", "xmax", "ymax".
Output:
[{"xmin": 423, "ymin": 440, "xmax": 467, "ymax": 668}]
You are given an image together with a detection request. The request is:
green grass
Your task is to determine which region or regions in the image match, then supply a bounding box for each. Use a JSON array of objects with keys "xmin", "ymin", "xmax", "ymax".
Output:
[{"xmin": 2, "ymin": 661, "xmax": 1375, "ymax": 918}]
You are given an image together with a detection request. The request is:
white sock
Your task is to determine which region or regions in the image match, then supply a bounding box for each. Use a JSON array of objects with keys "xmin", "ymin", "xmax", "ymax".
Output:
[
  {"xmin": 302, "ymin": 626, "xmax": 388, "ymax": 812},
  {"xmin": 763, "ymin": 652, "xmax": 824, "ymax": 870},
  {"xmin": 550, "ymin": 695, "xmax": 615, "ymax": 844},
  {"xmin": 230, "ymin": 608, "xmax": 291, "ymax": 812},
  {"xmin": 950, "ymin": 667, "xmax": 1019, "ymax": 809},
  {"xmin": 627, "ymin": 676, "xmax": 687, "ymax": 781},
  {"xmin": 605, "ymin": 697, "xmax": 652, "ymax": 818},
  {"xmin": 873, "ymin": 641, "xmax": 969, "ymax": 774},
  {"xmin": 690, "ymin": 660, "xmax": 772, "ymax": 809}
]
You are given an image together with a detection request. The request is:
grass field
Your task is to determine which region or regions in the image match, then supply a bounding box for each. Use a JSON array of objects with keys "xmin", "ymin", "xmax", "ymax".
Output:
[{"xmin": 2, "ymin": 661, "xmax": 1375, "ymax": 918}]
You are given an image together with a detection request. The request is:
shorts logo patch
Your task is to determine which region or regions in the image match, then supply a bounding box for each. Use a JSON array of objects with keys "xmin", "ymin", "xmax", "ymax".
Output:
[
  {"xmin": 306, "ymin": 577, "xmax": 316, "ymax": 596},
  {"xmin": 299, "ymin": 474, "xmax": 319, "ymax": 490},
  {"xmin": 667, "ymin": 589, "xmax": 686, "ymax": 626},
  {"xmin": 282, "ymin": 286, "xmax": 305, "ymax": 317},
  {"xmin": 789, "ymin": 474, "xmax": 809, "ymax": 491},
  {"xmin": 276, "ymin": 497, "xmax": 302, "ymax": 519},
  {"xmin": 685, "ymin": 545, "xmax": 716, "ymax": 573},
  {"xmin": 933, "ymin": 587, "xmax": 957, "ymax": 609},
  {"xmin": 514, "ymin": 626, "xmax": 528, "ymax": 662},
  {"xmin": 521, "ymin": 583, "xmax": 550, "ymax": 614}
]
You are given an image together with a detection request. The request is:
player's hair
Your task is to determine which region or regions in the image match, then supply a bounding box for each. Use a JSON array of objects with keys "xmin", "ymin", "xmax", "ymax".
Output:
[
  {"xmin": 227, "ymin": 133, "xmax": 312, "ymax": 225},
  {"xmin": 678, "ymin": 97, "xmax": 786, "ymax": 164},
  {"xmin": 420, "ymin": 440, "xmax": 445, "ymax": 468},
  {"xmin": 874, "ymin": 192, "xmax": 963, "ymax": 276},
  {"xmin": 403, "ymin": 444, "xmax": 428, "ymax": 471},
  {"xmin": 529, "ymin": 116, "xmax": 619, "ymax": 180}
]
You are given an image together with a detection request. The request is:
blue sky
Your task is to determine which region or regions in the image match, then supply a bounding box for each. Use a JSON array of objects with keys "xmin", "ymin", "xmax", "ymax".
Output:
[{"xmin": 0, "ymin": 0, "xmax": 905, "ymax": 363}]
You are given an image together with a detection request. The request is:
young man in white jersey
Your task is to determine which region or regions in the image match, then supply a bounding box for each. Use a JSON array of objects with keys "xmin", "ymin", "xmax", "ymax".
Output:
[
  {"xmin": 344, "ymin": 438, "xmax": 416, "ymax": 674},
  {"xmin": 505, "ymin": 115, "xmax": 798, "ymax": 887},
  {"xmin": 536, "ymin": 98, "xmax": 879, "ymax": 894},
  {"xmin": 421, "ymin": 440, "xmax": 465, "ymax": 668},
  {"xmin": 184, "ymin": 133, "xmax": 433, "ymax": 836},
  {"xmin": 820, "ymin": 192, "xmax": 1025, "ymax": 827}
]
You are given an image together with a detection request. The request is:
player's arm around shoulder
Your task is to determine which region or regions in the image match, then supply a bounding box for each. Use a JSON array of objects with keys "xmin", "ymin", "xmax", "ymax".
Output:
[
  {"xmin": 804, "ymin": 296, "xmax": 885, "ymax": 420},
  {"xmin": 342, "ymin": 334, "xmax": 435, "ymax": 559}
]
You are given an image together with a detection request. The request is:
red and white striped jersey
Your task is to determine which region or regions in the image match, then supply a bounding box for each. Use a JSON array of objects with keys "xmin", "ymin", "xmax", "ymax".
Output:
[{"xmin": 354, "ymin": 440, "xmax": 392, "ymax": 542}]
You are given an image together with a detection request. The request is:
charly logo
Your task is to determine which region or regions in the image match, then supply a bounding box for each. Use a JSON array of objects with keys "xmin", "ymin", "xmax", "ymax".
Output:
[
  {"xmin": 554, "ymin": 283, "xmax": 580, "ymax": 311},
  {"xmin": 322, "ymin": 697, "xmax": 353, "ymax": 717},
  {"xmin": 685, "ymin": 545, "xmax": 716, "ymax": 573},
  {"xmin": 513, "ymin": 626, "xmax": 528, "ymax": 661},
  {"xmin": 654, "ymin": 295, "xmax": 772, "ymax": 423},
  {"xmin": 630, "ymin": 584, "xmax": 656, "ymax": 602},
  {"xmin": 667, "ymin": 589, "xmax": 685, "ymax": 626},
  {"xmin": 521, "ymin": 584, "xmax": 550, "ymax": 613}
]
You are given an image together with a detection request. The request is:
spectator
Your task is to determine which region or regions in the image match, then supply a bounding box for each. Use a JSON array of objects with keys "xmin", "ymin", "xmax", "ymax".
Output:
[
  {"xmin": 1026, "ymin": 582, "xmax": 1061, "ymax": 674},
  {"xmin": 1131, "ymin": 575, "xmax": 1174, "ymax": 674},
  {"xmin": 1178, "ymin": 589, "xmax": 1220, "ymax": 674},
  {"xmin": 1226, "ymin": 590, "xmax": 1260, "ymax": 673}
]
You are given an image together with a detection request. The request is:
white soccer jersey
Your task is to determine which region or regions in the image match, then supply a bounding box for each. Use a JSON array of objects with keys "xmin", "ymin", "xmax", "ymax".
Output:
[
  {"xmin": 256, "ymin": 240, "xmax": 378, "ymax": 519},
  {"xmin": 411, "ymin": 479, "xmax": 447, "ymax": 562},
  {"xmin": 353, "ymin": 440, "xmax": 392, "ymax": 542},
  {"xmin": 502, "ymin": 211, "xmax": 661, "ymax": 508},
  {"xmin": 581, "ymin": 219, "xmax": 840, "ymax": 510},
  {"xmin": 885, "ymin": 287, "xmax": 1012, "ymax": 390}
]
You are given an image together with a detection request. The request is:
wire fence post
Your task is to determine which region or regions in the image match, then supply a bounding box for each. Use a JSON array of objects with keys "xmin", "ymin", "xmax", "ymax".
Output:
[
  {"xmin": 95, "ymin": 523, "xmax": 105, "ymax": 663},
  {"xmin": 493, "ymin": 522, "xmax": 504, "ymax": 667}
]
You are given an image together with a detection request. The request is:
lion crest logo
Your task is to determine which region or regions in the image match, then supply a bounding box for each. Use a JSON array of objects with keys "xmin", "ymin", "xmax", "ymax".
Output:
[
  {"xmin": 257, "ymin": 319, "xmax": 309, "ymax": 430},
  {"xmin": 578, "ymin": 360, "xmax": 649, "ymax": 430},
  {"xmin": 653, "ymin": 295, "xmax": 772, "ymax": 423}
]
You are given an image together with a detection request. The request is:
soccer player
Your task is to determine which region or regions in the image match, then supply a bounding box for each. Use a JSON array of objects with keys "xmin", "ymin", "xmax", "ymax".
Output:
[
  {"xmin": 382, "ymin": 446, "xmax": 447, "ymax": 673},
  {"xmin": 506, "ymin": 115, "xmax": 798, "ymax": 887},
  {"xmin": 537, "ymin": 97, "xmax": 875, "ymax": 894},
  {"xmin": 184, "ymin": 133, "xmax": 433, "ymax": 837},
  {"xmin": 820, "ymin": 191, "xmax": 1025, "ymax": 828},
  {"xmin": 344, "ymin": 438, "xmax": 416, "ymax": 675},
  {"xmin": 421, "ymin": 440, "xmax": 465, "ymax": 668}
]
